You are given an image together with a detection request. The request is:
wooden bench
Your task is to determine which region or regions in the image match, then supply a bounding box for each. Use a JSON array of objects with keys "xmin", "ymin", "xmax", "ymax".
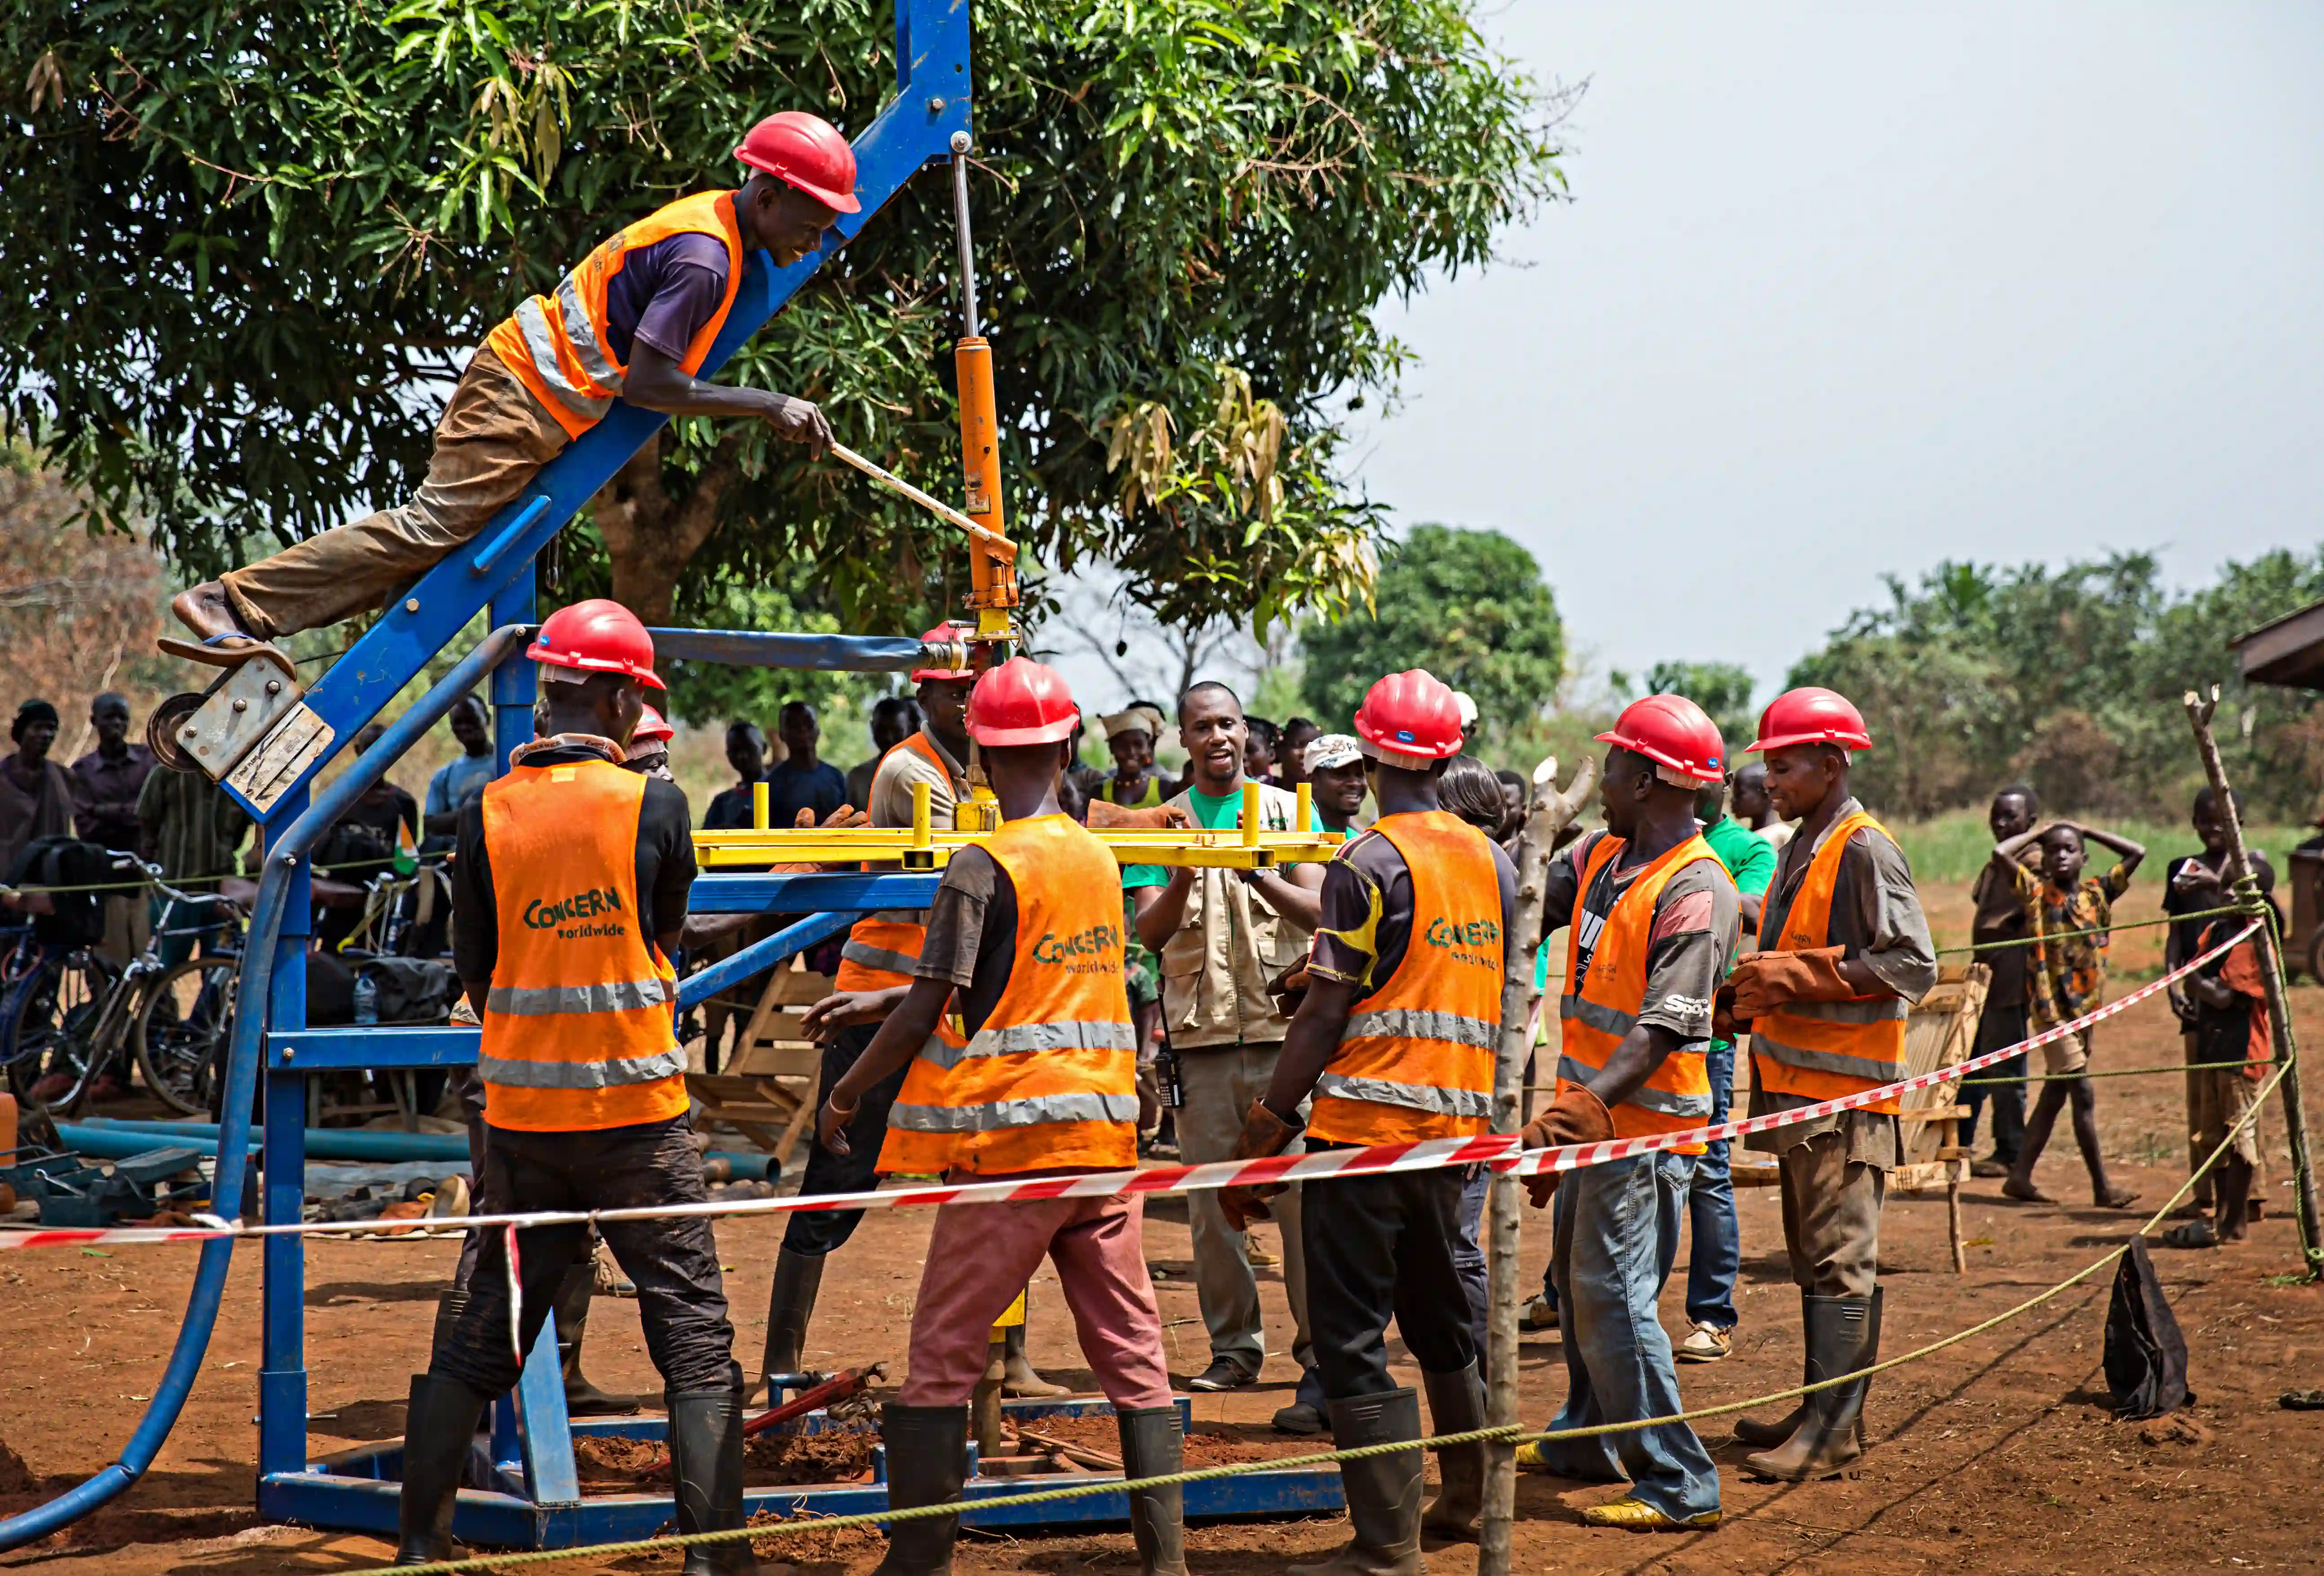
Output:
[{"xmin": 684, "ymin": 959, "xmax": 834, "ymax": 1169}]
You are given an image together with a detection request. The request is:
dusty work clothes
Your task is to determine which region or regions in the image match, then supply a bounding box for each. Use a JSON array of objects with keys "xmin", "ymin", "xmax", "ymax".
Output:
[
  {"xmin": 1533, "ymin": 1150, "xmax": 1720, "ymax": 1522},
  {"xmin": 467, "ymin": 753, "xmax": 690, "ymax": 1132},
  {"xmin": 781, "ymin": 1024, "xmax": 916, "ymax": 1256},
  {"xmin": 1301, "ymin": 1153, "xmax": 1478, "ymax": 1398},
  {"xmin": 435, "ymin": 1115, "xmax": 736, "ymax": 1395},
  {"xmin": 1177, "ymin": 1043, "xmax": 1313, "ymax": 1376},
  {"xmin": 219, "ymin": 348, "xmax": 570, "ymax": 640},
  {"xmin": 900, "ymin": 1188, "xmax": 1175, "ymax": 1410},
  {"xmin": 1774, "ymin": 1127, "xmax": 1885, "ymax": 1298}
]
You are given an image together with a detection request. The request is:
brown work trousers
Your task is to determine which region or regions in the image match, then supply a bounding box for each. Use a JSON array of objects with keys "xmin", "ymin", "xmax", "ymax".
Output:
[
  {"xmin": 1777, "ymin": 1129, "xmax": 1886, "ymax": 1298},
  {"xmin": 218, "ymin": 347, "xmax": 569, "ymax": 640}
]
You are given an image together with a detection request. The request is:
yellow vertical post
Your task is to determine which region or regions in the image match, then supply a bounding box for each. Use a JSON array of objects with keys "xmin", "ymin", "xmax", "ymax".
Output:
[
  {"xmin": 1242, "ymin": 781, "xmax": 1262, "ymax": 849},
  {"xmin": 751, "ymin": 781, "xmax": 769, "ymax": 831},
  {"xmin": 1295, "ymin": 781, "xmax": 1313, "ymax": 834},
  {"xmin": 912, "ymin": 780, "xmax": 933, "ymax": 852}
]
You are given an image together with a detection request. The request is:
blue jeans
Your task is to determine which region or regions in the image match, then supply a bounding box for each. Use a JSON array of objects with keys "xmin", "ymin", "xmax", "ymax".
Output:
[
  {"xmin": 1533, "ymin": 1150, "xmax": 1720, "ymax": 1522},
  {"xmin": 1684, "ymin": 1039, "xmax": 1740, "ymax": 1330},
  {"xmin": 1454, "ymin": 1165, "xmax": 1489, "ymax": 1367}
]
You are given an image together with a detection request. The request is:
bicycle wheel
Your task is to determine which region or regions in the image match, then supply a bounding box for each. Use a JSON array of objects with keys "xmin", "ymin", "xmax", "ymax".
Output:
[
  {"xmin": 2, "ymin": 949, "xmax": 120, "ymax": 1113},
  {"xmin": 133, "ymin": 955, "xmax": 241, "ymax": 1118}
]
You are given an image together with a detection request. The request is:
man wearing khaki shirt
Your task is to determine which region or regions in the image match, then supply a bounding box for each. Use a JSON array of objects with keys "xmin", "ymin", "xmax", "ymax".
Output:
[{"xmin": 1131, "ymin": 682, "xmax": 1326, "ymax": 1425}]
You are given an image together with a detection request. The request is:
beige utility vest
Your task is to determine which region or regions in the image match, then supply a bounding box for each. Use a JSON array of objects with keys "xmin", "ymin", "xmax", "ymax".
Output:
[{"xmin": 1156, "ymin": 781, "xmax": 1314, "ymax": 1049}]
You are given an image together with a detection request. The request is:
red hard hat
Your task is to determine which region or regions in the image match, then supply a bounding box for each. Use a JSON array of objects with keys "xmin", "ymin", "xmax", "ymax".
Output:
[
  {"xmin": 734, "ymin": 111, "xmax": 860, "ymax": 214},
  {"xmin": 1596, "ymin": 695, "xmax": 1726, "ymax": 785},
  {"xmin": 528, "ymin": 599, "xmax": 665, "ymax": 690},
  {"xmin": 1353, "ymin": 670, "xmax": 1465, "ymax": 769},
  {"xmin": 911, "ymin": 622, "xmax": 975, "ymax": 684},
  {"xmin": 632, "ymin": 705, "xmax": 674, "ymax": 745},
  {"xmin": 966, "ymin": 656, "xmax": 1079, "ymax": 746},
  {"xmin": 1746, "ymin": 686, "xmax": 1873, "ymax": 754}
]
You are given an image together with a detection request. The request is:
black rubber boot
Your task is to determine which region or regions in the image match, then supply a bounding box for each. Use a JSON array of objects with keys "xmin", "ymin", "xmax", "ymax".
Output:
[
  {"xmin": 1286, "ymin": 1389, "xmax": 1423, "ymax": 1576},
  {"xmin": 760, "ymin": 1249, "xmax": 825, "ymax": 1393},
  {"xmin": 1419, "ymin": 1363, "xmax": 1486, "ymax": 1540},
  {"xmin": 558, "ymin": 1261, "xmax": 640, "ymax": 1417},
  {"xmin": 1116, "ymin": 1406, "xmax": 1189, "ymax": 1576},
  {"xmin": 668, "ymin": 1385, "xmax": 766, "ymax": 1576},
  {"xmin": 1734, "ymin": 1291, "xmax": 1810, "ymax": 1447},
  {"xmin": 395, "ymin": 1373, "xmax": 489, "ymax": 1565},
  {"xmin": 427, "ymin": 1288, "xmax": 469, "ymax": 1367},
  {"xmin": 874, "ymin": 1403, "xmax": 967, "ymax": 1576},
  {"xmin": 1743, "ymin": 1292, "xmax": 1876, "ymax": 1481}
]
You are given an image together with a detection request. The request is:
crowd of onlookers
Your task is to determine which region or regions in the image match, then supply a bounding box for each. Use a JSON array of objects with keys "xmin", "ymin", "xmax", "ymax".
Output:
[{"xmin": 0, "ymin": 682, "xmax": 2289, "ymax": 1259}]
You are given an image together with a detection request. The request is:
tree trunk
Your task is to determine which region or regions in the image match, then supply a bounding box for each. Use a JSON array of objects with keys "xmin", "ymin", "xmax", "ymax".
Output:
[{"xmin": 590, "ymin": 431, "xmax": 745, "ymax": 622}]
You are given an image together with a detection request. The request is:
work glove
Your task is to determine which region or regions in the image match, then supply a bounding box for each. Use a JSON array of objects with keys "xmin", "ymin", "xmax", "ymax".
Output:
[
  {"xmin": 1726, "ymin": 945, "xmax": 1852, "ymax": 1018},
  {"xmin": 1085, "ymin": 799, "xmax": 1194, "ymax": 831},
  {"xmin": 1713, "ymin": 981, "xmax": 1746, "ymax": 1043},
  {"xmin": 1218, "ymin": 1101, "xmax": 1302, "ymax": 1231},
  {"xmin": 771, "ymin": 803, "xmax": 873, "ymax": 875},
  {"xmin": 1519, "ymin": 1085, "xmax": 1614, "ymax": 1209}
]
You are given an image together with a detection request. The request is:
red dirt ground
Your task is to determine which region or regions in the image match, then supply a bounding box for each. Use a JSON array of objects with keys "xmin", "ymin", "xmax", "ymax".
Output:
[{"xmin": 0, "ymin": 879, "xmax": 2317, "ymax": 1574}]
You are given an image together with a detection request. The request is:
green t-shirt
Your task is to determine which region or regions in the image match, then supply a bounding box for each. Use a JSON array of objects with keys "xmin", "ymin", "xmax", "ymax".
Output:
[{"xmin": 1121, "ymin": 784, "xmax": 1250, "ymax": 889}]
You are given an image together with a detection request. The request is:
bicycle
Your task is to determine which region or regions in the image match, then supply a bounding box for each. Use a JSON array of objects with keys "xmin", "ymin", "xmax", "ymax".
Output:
[{"xmin": 0, "ymin": 870, "xmax": 246, "ymax": 1117}]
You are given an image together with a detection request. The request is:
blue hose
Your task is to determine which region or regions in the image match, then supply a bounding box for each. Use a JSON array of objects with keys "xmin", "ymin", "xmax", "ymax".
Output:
[{"xmin": 0, "ymin": 625, "xmax": 530, "ymax": 1552}]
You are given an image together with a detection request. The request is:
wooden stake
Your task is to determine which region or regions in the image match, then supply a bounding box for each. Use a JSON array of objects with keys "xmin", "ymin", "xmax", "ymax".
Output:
[
  {"xmin": 2183, "ymin": 687, "xmax": 2324, "ymax": 1278},
  {"xmin": 1480, "ymin": 753, "xmax": 1598, "ymax": 1576}
]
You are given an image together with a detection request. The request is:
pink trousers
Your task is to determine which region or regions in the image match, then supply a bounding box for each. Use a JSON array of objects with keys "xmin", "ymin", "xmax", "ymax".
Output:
[{"xmin": 900, "ymin": 1186, "xmax": 1174, "ymax": 1409}]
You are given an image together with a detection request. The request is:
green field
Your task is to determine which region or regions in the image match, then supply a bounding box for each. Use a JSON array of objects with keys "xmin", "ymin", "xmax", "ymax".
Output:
[{"xmin": 1886, "ymin": 808, "xmax": 2306, "ymax": 885}]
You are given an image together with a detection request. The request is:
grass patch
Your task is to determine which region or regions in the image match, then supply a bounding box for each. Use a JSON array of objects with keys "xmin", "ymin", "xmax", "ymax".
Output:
[{"xmin": 1887, "ymin": 808, "xmax": 2305, "ymax": 886}]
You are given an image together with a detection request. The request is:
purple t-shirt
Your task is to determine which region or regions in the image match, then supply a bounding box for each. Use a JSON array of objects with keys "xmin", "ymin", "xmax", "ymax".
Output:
[{"xmin": 603, "ymin": 231, "xmax": 731, "ymax": 367}]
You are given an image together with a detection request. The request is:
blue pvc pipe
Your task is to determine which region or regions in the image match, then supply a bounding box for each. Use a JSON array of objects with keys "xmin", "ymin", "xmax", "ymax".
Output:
[
  {"xmin": 0, "ymin": 625, "xmax": 530, "ymax": 1552},
  {"xmin": 676, "ymin": 910, "xmax": 856, "ymax": 1010},
  {"xmin": 58, "ymin": 1120, "xmax": 773, "ymax": 1181},
  {"xmin": 645, "ymin": 628, "xmax": 928, "ymax": 672}
]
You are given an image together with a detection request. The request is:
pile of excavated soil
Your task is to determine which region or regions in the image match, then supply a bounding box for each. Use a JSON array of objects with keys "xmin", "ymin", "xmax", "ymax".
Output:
[{"xmin": 569, "ymin": 1427, "xmax": 878, "ymax": 1494}]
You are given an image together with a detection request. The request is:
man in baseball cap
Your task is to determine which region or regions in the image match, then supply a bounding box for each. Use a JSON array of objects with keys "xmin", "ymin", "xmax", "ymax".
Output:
[{"xmin": 1301, "ymin": 733, "xmax": 1368, "ymax": 834}]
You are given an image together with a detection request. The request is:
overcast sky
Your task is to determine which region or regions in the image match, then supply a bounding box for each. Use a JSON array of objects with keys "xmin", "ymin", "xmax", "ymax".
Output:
[{"xmin": 1336, "ymin": 0, "xmax": 2324, "ymax": 702}]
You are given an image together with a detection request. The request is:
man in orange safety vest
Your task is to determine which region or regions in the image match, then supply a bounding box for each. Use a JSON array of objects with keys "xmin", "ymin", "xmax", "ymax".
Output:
[
  {"xmin": 814, "ymin": 657, "xmax": 1185, "ymax": 1576},
  {"xmin": 1219, "ymin": 669, "xmax": 1517, "ymax": 1576},
  {"xmin": 1723, "ymin": 686, "xmax": 1935, "ymax": 1483},
  {"xmin": 172, "ymin": 112, "xmax": 859, "ymax": 650}
]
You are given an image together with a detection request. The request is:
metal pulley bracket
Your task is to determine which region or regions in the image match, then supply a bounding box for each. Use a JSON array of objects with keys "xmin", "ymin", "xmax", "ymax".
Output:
[{"xmin": 173, "ymin": 649, "xmax": 306, "ymax": 783}]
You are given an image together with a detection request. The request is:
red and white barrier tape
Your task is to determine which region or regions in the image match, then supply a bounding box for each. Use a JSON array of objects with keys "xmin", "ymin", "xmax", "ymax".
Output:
[{"xmin": 0, "ymin": 919, "xmax": 2259, "ymax": 1252}]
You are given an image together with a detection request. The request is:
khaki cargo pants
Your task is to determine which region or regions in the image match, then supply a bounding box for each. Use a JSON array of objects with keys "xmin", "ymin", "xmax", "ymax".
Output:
[{"xmin": 219, "ymin": 347, "xmax": 569, "ymax": 641}]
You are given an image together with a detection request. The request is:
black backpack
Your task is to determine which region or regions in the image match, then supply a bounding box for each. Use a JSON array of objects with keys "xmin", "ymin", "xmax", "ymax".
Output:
[
  {"xmin": 4, "ymin": 837, "xmax": 137, "ymax": 948},
  {"xmin": 2105, "ymin": 1234, "xmax": 2192, "ymax": 1418}
]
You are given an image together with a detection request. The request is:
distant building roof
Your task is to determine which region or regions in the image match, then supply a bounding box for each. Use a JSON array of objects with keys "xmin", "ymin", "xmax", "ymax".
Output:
[{"xmin": 2231, "ymin": 599, "xmax": 2324, "ymax": 691}]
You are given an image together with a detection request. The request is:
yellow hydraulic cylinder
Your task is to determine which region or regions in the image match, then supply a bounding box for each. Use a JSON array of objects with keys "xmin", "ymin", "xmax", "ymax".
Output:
[{"xmin": 956, "ymin": 338, "xmax": 1017, "ymax": 615}]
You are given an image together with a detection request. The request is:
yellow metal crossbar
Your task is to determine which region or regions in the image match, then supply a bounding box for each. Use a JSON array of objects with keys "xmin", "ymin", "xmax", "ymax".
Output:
[{"xmin": 700, "ymin": 779, "xmax": 1342, "ymax": 869}]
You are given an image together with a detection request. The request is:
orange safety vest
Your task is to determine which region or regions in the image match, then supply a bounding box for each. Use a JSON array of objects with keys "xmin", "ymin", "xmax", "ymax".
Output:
[
  {"xmin": 1751, "ymin": 809, "xmax": 1910, "ymax": 1114},
  {"xmin": 878, "ymin": 815, "xmax": 1139, "ymax": 1176},
  {"xmin": 833, "ymin": 732, "xmax": 960, "ymax": 994},
  {"xmin": 1557, "ymin": 832, "xmax": 1721, "ymax": 1149},
  {"xmin": 1308, "ymin": 811, "xmax": 1503, "ymax": 1147},
  {"xmin": 477, "ymin": 760, "xmax": 687, "ymax": 1132},
  {"xmin": 484, "ymin": 191, "xmax": 746, "ymax": 440}
]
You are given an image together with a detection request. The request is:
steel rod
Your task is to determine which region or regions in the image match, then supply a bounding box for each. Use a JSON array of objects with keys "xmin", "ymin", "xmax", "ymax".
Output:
[
  {"xmin": 829, "ymin": 441, "xmax": 1016, "ymax": 554},
  {"xmin": 952, "ymin": 137, "xmax": 980, "ymax": 339}
]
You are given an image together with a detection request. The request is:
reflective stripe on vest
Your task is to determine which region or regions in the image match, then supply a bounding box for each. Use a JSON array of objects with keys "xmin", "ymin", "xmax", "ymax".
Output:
[
  {"xmin": 877, "ymin": 815, "xmax": 1137, "ymax": 1176},
  {"xmin": 833, "ymin": 733, "xmax": 960, "ymax": 992},
  {"xmin": 484, "ymin": 191, "xmax": 746, "ymax": 439},
  {"xmin": 1308, "ymin": 811, "xmax": 1504, "ymax": 1147},
  {"xmin": 1555, "ymin": 832, "xmax": 1721, "ymax": 1145},
  {"xmin": 478, "ymin": 761, "xmax": 688, "ymax": 1132},
  {"xmin": 1750, "ymin": 810, "xmax": 1909, "ymax": 1114}
]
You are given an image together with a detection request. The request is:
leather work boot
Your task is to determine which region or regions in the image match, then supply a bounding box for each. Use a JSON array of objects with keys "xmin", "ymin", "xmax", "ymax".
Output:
[
  {"xmin": 1115, "ymin": 1405, "xmax": 1190, "ymax": 1576},
  {"xmin": 1419, "ymin": 1363, "xmax": 1486, "ymax": 1540},
  {"xmin": 1732, "ymin": 1291, "xmax": 1810, "ymax": 1447},
  {"xmin": 760, "ymin": 1249, "xmax": 826, "ymax": 1394},
  {"xmin": 668, "ymin": 1385, "xmax": 775, "ymax": 1576},
  {"xmin": 1001, "ymin": 1322, "xmax": 1069, "ymax": 1398},
  {"xmin": 557, "ymin": 1261, "xmax": 641, "ymax": 1416},
  {"xmin": 874, "ymin": 1403, "xmax": 967, "ymax": 1576},
  {"xmin": 394, "ymin": 1373, "xmax": 489, "ymax": 1565},
  {"xmin": 1743, "ymin": 1291, "xmax": 1878, "ymax": 1481},
  {"xmin": 1286, "ymin": 1389, "xmax": 1424, "ymax": 1576}
]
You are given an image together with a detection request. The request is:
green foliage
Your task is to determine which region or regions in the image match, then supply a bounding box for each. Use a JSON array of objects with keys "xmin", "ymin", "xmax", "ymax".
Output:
[
  {"xmin": 1, "ymin": 0, "xmax": 1563, "ymax": 637},
  {"xmin": 1642, "ymin": 661, "xmax": 1755, "ymax": 758},
  {"xmin": 1296, "ymin": 524, "xmax": 1566, "ymax": 735},
  {"xmin": 1789, "ymin": 550, "xmax": 2324, "ymax": 820}
]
